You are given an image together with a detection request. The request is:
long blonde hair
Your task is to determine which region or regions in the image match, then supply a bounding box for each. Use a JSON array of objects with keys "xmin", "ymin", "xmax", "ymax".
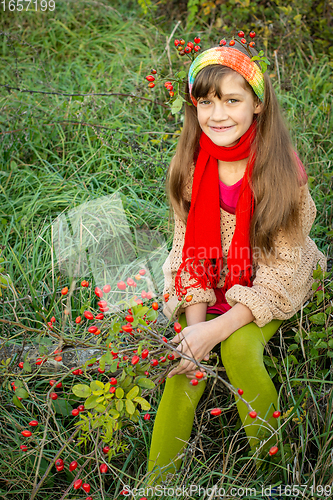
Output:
[{"xmin": 166, "ymin": 42, "xmax": 307, "ymax": 265}]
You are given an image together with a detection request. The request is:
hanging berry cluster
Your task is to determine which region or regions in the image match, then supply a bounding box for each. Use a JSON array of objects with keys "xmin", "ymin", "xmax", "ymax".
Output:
[
  {"xmin": 218, "ymin": 31, "xmax": 270, "ymax": 73},
  {"xmin": 174, "ymin": 36, "xmax": 201, "ymax": 58}
]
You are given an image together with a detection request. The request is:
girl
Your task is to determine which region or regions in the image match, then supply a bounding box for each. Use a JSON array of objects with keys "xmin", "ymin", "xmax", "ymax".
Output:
[{"xmin": 147, "ymin": 37, "xmax": 327, "ymax": 483}]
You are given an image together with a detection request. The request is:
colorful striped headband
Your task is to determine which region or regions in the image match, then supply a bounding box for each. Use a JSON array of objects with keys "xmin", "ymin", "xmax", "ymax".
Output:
[{"xmin": 188, "ymin": 46, "xmax": 265, "ymax": 105}]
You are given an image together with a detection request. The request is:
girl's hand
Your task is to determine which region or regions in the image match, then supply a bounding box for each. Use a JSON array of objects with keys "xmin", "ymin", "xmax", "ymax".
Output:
[{"xmin": 167, "ymin": 321, "xmax": 221, "ymax": 379}]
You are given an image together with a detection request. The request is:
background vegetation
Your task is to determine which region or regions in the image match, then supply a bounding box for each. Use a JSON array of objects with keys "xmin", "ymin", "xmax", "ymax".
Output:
[{"xmin": 0, "ymin": 0, "xmax": 332, "ymax": 498}]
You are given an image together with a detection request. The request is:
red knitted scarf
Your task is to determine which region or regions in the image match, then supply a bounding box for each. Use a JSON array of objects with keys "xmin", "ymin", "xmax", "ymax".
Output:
[{"xmin": 174, "ymin": 119, "xmax": 257, "ymax": 299}]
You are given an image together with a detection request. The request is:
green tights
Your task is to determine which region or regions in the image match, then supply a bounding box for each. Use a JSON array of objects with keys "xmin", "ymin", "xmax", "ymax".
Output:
[{"xmin": 147, "ymin": 313, "xmax": 283, "ymax": 482}]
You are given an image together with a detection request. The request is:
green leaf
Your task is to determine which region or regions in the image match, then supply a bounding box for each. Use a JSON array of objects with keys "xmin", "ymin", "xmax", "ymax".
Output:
[
  {"xmin": 52, "ymin": 398, "xmax": 73, "ymax": 416},
  {"xmin": 23, "ymin": 361, "xmax": 32, "ymax": 373},
  {"xmin": 13, "ymin": 395, "xmax": 24, "ymax": 409},
  {"xmin": 136, "ymin": 377, "xmax": 155, "ymax": 390},
  {"xmin": 116, "ymin": 387, "xmax": 124, "ymax": 399},
  {"xmin": 90, "ymin": 380, "xmax": 104, "ymax": 391},
  {"xmin": 104, "ymin": 351, "xmax": 113, "ymax": 364},
  {"xmin": 72, "ymin": 384, "xmax": 91, "ymax": 398},
  {"xmin": 309, "ymin": 313, "xmax": 327, "ymax": 325},
  {"xmin": 133, "ymin": 396, "xmax": 150, "ymax": 410},
  {"xmin": 99, "ymin": 355, "xmax": 106, "ymax": 371},
  {"xmin": 135, "ymin": 306, "xmax": 149, "ymax": 318},
  {"xmin": 15, "ymin": 388, "xmax": 29, "ymax": 399},
  {"xmin": 171, "ymin": 95, "xmax": 183, "ymax": 115},
  {"xmin": 85, "ymin": 395, "xmax": 100, "ymax": 409},
  {"xmin": 287, "ymin": 344, "xmax": 299, "ymax": 352},
  {"xmin": 116, "ymin": 399, "xmax": 123, "ymax": 412},
  {"xmin": 177, "ymin": 70, "xmax": 186, "ymax": 79},
  {"xmin": 328, "ymin": 339, "xmax": 333, "ymax": 349},
  {"xmin": 145, "ymin": 308, "xmax": 158, "ymax": 321},
  {"xmin": 125, "ymin": 399, "xmax": 135, "ymax": 415},
  {"xmin": 126, "ymin": 385, "xmax": 139, "ymax": 400}
]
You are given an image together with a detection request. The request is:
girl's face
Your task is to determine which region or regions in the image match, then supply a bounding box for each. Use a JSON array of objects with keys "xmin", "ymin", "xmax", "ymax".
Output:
[{"xmin": 196, "ymin": 72, "xmax": 263, "ymax": 148}]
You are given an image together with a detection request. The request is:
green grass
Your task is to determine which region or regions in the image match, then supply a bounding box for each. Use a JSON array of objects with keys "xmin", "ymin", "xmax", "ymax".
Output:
[{"xmin": 0, "ymin": 1, "xmax": 332, "ymax": 498}]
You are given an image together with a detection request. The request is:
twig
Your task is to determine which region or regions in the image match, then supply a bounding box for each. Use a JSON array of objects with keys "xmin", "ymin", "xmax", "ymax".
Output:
[{"xmin": 0, "ymin": 84, "xmax": 168, "ymax": 108}]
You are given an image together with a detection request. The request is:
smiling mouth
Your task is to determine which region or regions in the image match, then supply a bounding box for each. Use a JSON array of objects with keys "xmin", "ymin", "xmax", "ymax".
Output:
[{"xmin": 210, "ymin": 125, "xmax": 234, "ymax": 130}]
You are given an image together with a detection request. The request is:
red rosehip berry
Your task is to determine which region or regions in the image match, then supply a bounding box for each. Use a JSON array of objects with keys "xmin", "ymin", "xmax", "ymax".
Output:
[
  {"xmin": 141, "ymin": 349, "xmax": 149, "ymax": 359},
  {"xmin": 72, "ymin": 409, "xmax": 80, "ymax": 416},
  {"xmin": 69, "ymin": 460, "xmax": 78, "ymax": 471},
  {"xmin": 249, "ymin": 411, "xmax": 257, "ymax": 419},
  {"xmin": 125, "ymin": 315, "xmax": 134, "ymax": 322},
  {"xmin": 146, "ymin": 291, "xmax": 153, "ymax": 299},
  {"xmin": 98, "ymin": 300, "xmax": 107, "ymax": 308},
  {"xmin": 21, "ymin": 430, "xmax": 32, "ymax": 437},
  {"xmin": 73, "ymin": 479, "xmax": 82, "ymax": 490},
  {"xmin": 78, "ymin": 404, "xmax": 85, "ymax": 412},
  {"xmin": 131, "ymin": 355, "xmax": 140, "ymax": 365},
  {"xmin": 249, "ymin": 31, "xmax": 256, "ymax": 38},
  {"xmin": 109, "ymin": 386, "xmax": 116, "ymax": 393},
  {"xmin": 95, "ymin": 313, "xmax": 104, "ymax": 320},
  {"xmin": 238, "ymin": 388, "xmax": 244, "ymax": 395},
  {"xmin": 184, "ymin": 47, "xmax": 191, "ymax": 53},
  {"xmin": 117, "ymin": 281, "xmax": 126, "ymax": 290},
  {"xmin": 36, "ymin": 357, "xmax": 45, "ymax": 365},
  {"xmin": 110, "ymin": 377, "xmax": 117, "ymax": 385},
  {"xmin": 88, "ymin": 325, "xmax": 98, "ymax": 334},
  {"xmin": 95, "ymin": 287, "xmax": 103, "ymax": 298},
  {"xmin": 82, "ymin": 483, "xmax": 91, "ymax": 494},
  {"xmin": 51, "ymin": 316, "xmax": 56, "ymax": 323},
  {"xmin": 126, "ymin": 277, "xmax": 135, "ymax": 286},
  {"xmin": 269, "ymin": 446, "xmax": 279, "ymax": 456},
  {"xmin": 185, "ymin": 295, "xmax": 193, "ymax": 302},
  {"xmin": 61, "ymin": 286, "xmax": 68, "ymax": 295},
  {"xmin": 50, "ymin": 392, "xmax": 58, "ymax": 400},
  {"xmin": 174, "ymin": 322, "xmax": 182, "ymax": 333},
  {"xmin": 152, "ymin": 302, "xmax": 158, "ymax": 311},
  {"xmin": 56, "ymin": 381, "xmax": 62, "ymax": 388},
  {"xmin": 219, "ymin": 39, "xmax": 227, "ymax": 46},
  {"xmin": 84, "ymin": 310, "xmax": 94, "ymax": 320},
  {"xmin": 190, "ymin": 379, "xmax": 198, "ymax": 386},
  {"xmin": 103, "ymin": 284, "xmax": 111, "ymax": 293},
  {"xmin": 167, "ymin": 353, "xmax": 174, "ymax": 360},
  {"xmin": 78, "ymin": 369, "xmax": 83, "ymax": 375},
  {"xmin": 72, "ymin": 368, "xmax": 80, "ymax": 375},
  {"xmin": 144, "ymin": 413, "xmax": 151, "ymax": 421},
  {"xmin": 150, "ymin": 359, "xmax": 159, "ymax": 367},
  {"xmin": 163, "ymin": 293, "xmax": 169, "ymax": 302},
  {"xmin": 122, "ymin": 324, "xmax": 133, "ymax": 334},
  {"xmin": 273, "ymin": 410, "xmax": 281, "ymax": 418},
  {"xmin": 195, "ymin": 371, "xmax": 204, "ymax": 379},
  {"xmin": 241, "ymin": 38, "xmax": 246, "ymax": 44},
  {"xmin": 146, "ymin": 75, "xmax": 155, "ymax": 82},
  {"xmin": 29, "ymin": 420, "xmax": 38, "ymax": 427},
  {"xmin": 169, "ymin": 91, "xmax": 174, "ymax": 97},
  {"xmin": 86, "ymin": 497, "xmax": 93, "ymax": 500},
  {"xmin": 56, "ymin": 464, "xmax": 64, "ymax": 471},
  {"xmin": 194, "ymin": 45, "xmax": 200, "ymax": 52},
  {"xmin": 49, "ymin": 379, "xmax": 56, "ymax": 386},
  {"xmin": 100, "ymin": 463, "xmax": 108, "ymax": 473},
  {"xmin": 187, "ymin": 41, "xmax": 194, "ymax": 49},
  {"xmin": 148, "ymin": 82, "xmax": 155, "ymax": 88},
  {"xmin": 151, "ymin": 69, "xmax": 157, "ymax": 74},
  {"xmin": 174, "ymin": 39, "xmax": 180, "ymax": 46},
  {"xmin": 75, "ymin": 316, "xmax": 81, "ymax": 324},
  {"xmin": 210, "ymin": 408, "xmax": 222, "ymax": 416},
  {"xmin": 18, "ymin": 362, "xmax": 24, "ymax": 369},
  {"xmin": 249, "ymin": 41, "xmax": 255, "ymax": 47},
  {"xmin": 55, "ymin": 458, "xmax": 64, "ymax": 467},
  {"xmin": 102, "ymin": 445, "xmax": 111, "ymax": 453},
  {"xmin": 139, "ymin": 268, "xmax": 146, "ymax": 275},
  {"xmin": 160, "ymin": 356, "xmax": 166, "ymax": 363},
  {"xmin": 20, "ymin": 444, "xmax": 28, "ymax": 452},
  {"xmin": 194, "ymin": 36, "xmax": 201, "ymax": 43},
  {"xmin": 229, "ymin": 40, "xmax": 235, "ymax": 46},
  {"xmin": 238, "ymin": 31, "xmax": 245, "ymax": 37}
]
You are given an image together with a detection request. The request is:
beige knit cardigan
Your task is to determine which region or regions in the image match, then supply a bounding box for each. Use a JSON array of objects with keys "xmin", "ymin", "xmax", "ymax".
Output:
[{"xmin": 162, "ymin": 163, "xmax": 327, "ymax": 327}]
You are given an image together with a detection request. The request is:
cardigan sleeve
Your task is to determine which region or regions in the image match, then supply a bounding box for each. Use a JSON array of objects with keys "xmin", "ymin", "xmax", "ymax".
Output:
[
  {"xmin": 162, "ymin": 162, "xmax": 217, "ymax": 321},
  {"xmin": 224, "ymin": 183, "xmax": 328, "ymax": 327}
]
